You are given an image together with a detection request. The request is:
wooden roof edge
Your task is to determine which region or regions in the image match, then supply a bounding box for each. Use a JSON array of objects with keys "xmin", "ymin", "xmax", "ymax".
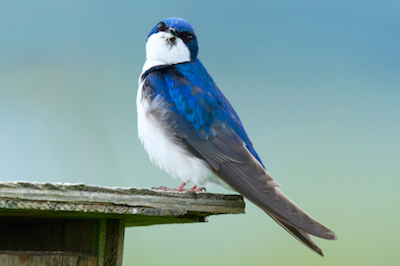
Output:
[{"xmin": 0, "ymin": 181, "xmax": 245, "ymax": 217}]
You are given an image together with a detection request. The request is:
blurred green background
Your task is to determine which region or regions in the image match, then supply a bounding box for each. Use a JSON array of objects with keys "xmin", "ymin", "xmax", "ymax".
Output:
[{"xmin": 1, "ymin": 1, "xmax": 399, "ymax": 265}]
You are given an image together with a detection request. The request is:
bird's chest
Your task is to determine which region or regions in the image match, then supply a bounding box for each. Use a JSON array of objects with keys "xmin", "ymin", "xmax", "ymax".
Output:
[
  {"xmin": 136, "ymin": 81, "xmax": 215, "ymax": 185},
  {"xmin": 136, "ymin": 82, "xmax": 177, "ymax": 166}
]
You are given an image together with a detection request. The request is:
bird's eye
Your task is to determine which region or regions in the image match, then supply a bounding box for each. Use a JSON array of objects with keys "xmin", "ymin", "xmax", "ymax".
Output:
[
  {"xmin": 156, "ymin": 22, "xmax": 167, "ymax": 32},
  {"xmin": 179, "ymin": 31, "xmax": 194, "ymax": 43}
]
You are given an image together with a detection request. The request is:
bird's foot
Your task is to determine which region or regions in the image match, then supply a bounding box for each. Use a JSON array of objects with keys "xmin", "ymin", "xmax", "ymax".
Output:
[{"xmin": 153, "ymin": 182, "xmax": 206, "ymax": 194}]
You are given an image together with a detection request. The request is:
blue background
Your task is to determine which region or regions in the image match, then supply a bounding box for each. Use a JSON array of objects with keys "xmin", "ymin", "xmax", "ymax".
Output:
[{"xmin": 1, "ymin": 1, "xmax": 399, "ymax": 265}]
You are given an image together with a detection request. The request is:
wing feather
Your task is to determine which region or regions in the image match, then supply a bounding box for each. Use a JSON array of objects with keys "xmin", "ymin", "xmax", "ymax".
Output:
[
  {"xmin": 144, "ymin": 64, "xmax": 336, "ymax": 255},
  {"xmin": 178, "ymin": 124, "xmax": 337, "ymax": 255}
]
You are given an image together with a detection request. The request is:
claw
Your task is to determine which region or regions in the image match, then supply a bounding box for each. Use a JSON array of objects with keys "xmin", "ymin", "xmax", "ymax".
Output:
[{"xmin": 189, "ymin": 186, "xmax": 206, "ymax": 192}]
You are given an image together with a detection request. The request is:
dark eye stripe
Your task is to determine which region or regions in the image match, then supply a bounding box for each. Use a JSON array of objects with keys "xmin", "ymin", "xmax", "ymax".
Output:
[
  {"xmin": 156, "ymin": 22, "xmax": 167, "ymax": 32},
  {"xmin": 179, "ymin": 31, "xmax": 194, "ymax": 44}
]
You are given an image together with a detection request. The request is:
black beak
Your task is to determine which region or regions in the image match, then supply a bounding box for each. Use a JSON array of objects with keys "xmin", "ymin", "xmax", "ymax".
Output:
[{"xmin": 167, "ymin": 28, "xmax": 179, "ymax": 37}]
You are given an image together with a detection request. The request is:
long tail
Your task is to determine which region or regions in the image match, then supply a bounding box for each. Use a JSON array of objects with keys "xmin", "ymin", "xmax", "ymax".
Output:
[
  {"xmin": 268, "ymin": 214, "xmax": 327, "ymax": 256},
  {"xmin": 183, "ymin": 131, "xmax": 337, "ymax": 255}
]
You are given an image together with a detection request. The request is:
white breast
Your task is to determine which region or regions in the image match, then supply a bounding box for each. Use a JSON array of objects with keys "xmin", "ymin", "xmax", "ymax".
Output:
[{"xmin": 137, "ymin": 77, "xmax": 224, "ymax": 187}]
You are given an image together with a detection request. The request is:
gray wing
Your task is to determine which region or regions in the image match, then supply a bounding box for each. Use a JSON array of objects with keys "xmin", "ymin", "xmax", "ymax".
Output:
[{"xmin": 172, "ymin": 114, "xmax": 336, "ymax": 256}]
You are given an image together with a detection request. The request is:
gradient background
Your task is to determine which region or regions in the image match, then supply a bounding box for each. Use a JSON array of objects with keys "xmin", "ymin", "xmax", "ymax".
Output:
[{"xmin": 1, "ymin": 1, "xmax": 399, "ymax": 265}]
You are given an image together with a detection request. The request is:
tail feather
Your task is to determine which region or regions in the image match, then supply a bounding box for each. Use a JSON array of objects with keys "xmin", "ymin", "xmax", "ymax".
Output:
[
  {"xmin": 268, "ymin": 214, "xmax": 324, "ymax": 256},
  {"xmin": 181, "ymin": 129, "xmax": 337, "ymax": 255}
]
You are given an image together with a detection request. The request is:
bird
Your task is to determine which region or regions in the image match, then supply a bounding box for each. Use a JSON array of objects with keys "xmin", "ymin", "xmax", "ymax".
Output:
[{"xmin": 137, "ymin": 17, "xmax": 336, "ymax": 256}]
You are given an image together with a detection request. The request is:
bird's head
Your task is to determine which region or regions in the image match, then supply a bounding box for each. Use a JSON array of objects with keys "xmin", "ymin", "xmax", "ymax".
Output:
[{"xmin": 146, "ymin": 17, "xmax": 198, "ymax": 65}]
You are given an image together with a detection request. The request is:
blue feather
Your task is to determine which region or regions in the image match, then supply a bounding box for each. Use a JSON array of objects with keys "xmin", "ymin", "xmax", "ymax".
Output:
[
  {"xmin": 143, "ymin": 58, "xmax": 265, "ymax": 168},
  {"xmin": 138, "ymin": 18, "xmax": 337, "ymax": 255}
]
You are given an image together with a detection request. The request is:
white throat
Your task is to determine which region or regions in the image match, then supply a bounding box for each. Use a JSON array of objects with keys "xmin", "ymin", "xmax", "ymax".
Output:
[{"xmin": 142, "ymin": 32, "xmax": 191, "ymax": 73}]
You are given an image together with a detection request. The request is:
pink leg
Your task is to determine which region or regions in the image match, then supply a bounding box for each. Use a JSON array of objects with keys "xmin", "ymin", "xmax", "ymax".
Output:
[{"xmin": 174, "ymin": 182, "xmax": 188, "ymax": 191}]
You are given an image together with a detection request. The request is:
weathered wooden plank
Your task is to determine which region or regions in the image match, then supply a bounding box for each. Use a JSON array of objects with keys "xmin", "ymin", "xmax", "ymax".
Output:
[
  {"xmin": 97, "ymin": 219, "xmax": 107, "ymax": 266},
  {"xmin": 0, "ymin": 252, "xmax": 97, "ymax": 266},
  {"xmin": 0, "ymin": 220, "xmax": 101, "ymax": 254},
  {"xmin": 33, "ymin": 255, "xmax": 46, "ymax": 266},
  {"xmin": 0, "ymin": 182, "xmax": 245, "ymax": 266},
  {"xmin": 0, "ymin": 254, "xmax": 9, "ymax": 266},
  {"xmin": 7, "ymin": 255, "xmax": 18, "ymax": 266},
  {"xmin": 62, "ymin": 254, "xmax": 76, "ymax": 266},
  {"xmin": 104, "ymin": 220, "xmax": 124, "ymax": 266},
  {"xmin": 96, "ymin": 219, "xmax": 125, "ymax": 266},
  {"xmin": 0, "ymin": 182, "xmax": 245, "ymax": 226},
  {"xmin": 0, "ymin": 182, "xmax": 245, "ymax": 215},
  {"xmin": 77, "ymin": 255, "xmax": 97, "ymax": 266}
]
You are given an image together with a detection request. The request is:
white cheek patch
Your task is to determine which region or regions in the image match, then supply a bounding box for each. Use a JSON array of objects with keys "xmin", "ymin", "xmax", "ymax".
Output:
[{"xmin": 144, "ymin": 32, "xmax": 191, "ymax": 71}]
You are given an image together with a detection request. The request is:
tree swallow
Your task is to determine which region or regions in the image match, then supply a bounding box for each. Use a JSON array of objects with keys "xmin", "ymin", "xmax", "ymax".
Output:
[{"xmin": 137, "ymin": 17, "xmax": 336, "ymax": 256}]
